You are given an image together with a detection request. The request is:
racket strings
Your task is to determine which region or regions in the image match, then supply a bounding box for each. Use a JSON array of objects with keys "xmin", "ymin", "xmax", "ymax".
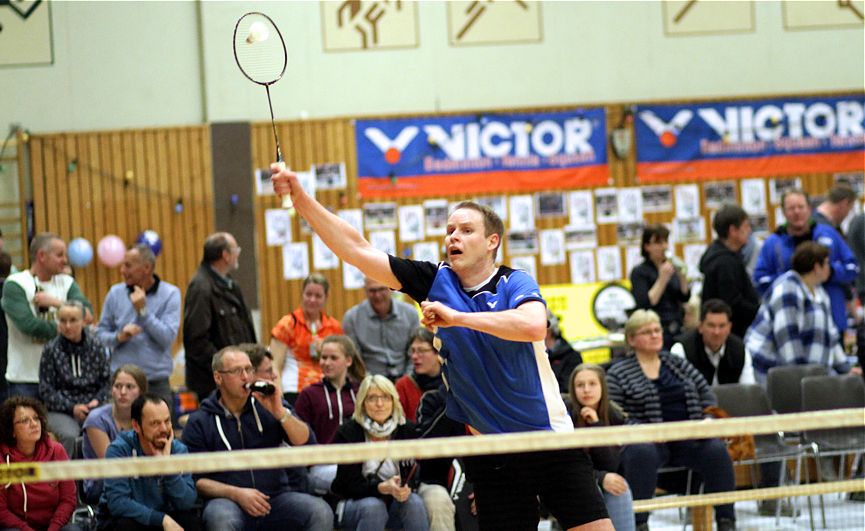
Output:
[{"xmin": 234, "ymin": 15, "xmax": 287, "ymax": 85}]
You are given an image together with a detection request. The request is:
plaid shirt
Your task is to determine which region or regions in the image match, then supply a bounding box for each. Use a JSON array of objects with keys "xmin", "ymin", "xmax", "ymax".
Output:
[{"xmin": 745, "ymin": 270, "xmax": 847, "ymax": 382}]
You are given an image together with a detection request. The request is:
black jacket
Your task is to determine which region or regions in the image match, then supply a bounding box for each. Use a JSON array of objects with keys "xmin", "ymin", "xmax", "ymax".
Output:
[
  {"xmin": 415, "ymin": 384, "xmax": 467, "ymax": 488},
  {"xmin": 547, "ymin": 339, "xmax": 583, "ymax": 393},
  {"xmin": 673, "ymin": 328, "xmax": 747, "ymax": 385},
  {"xmin": 331, "ymin": 419, "xmax": 419, "ymax": 501},
  {"xmin": 699, "ymin": 240, "xmax": 759, "ymax": 338},
  {"xmin": 183, "ymin": 264, "xmax": 256, "ymax": 399}
]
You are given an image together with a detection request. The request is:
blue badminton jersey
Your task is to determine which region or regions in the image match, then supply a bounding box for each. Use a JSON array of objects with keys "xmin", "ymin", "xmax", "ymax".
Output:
[{"xmin": 389, "ymin": 256, "xmax": 573, "ymax": 435}]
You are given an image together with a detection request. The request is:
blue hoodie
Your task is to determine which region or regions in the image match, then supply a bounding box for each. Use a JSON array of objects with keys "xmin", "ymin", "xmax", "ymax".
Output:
[{"xmin": 99, "ymin": 430, "xmax": 197, "ymax": 526}]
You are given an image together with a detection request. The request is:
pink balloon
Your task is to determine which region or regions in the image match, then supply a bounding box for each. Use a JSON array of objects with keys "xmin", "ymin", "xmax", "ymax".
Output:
[{"xmin": 97, "ymin": 235, "xmax": 126, "ymax": 267}]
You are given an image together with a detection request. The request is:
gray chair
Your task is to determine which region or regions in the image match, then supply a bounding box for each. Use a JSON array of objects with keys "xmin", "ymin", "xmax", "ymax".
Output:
[
  {"xmin": 766, "ymin": 364, "xmax": 827, "ymax": 415},
  {"xmin": 801, "ymin": 374, "xmax": 865, "ymax": 527},
  {"xmin": 714, "ymin": 384, "xmax": 807, "ymax": 525}
]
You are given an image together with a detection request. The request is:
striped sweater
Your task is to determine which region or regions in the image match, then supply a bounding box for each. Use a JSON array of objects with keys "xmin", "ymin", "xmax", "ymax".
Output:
[{"xmin": 606, "ymin": 352, "xmax": 715, "ymax": 424}]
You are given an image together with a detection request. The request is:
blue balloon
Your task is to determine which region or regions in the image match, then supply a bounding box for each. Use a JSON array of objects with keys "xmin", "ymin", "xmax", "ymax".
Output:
[
  {"xmin": 68, "ymin": 237, "xmax": 93, "ymax": 268},
  {"xmin": 136, "ymin": 230, "xmax": 162, "ymax": 256}
]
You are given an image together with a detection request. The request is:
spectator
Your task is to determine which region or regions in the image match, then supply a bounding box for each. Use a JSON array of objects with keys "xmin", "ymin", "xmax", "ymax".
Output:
[
  {"xmin": 754, "ymin": 189, "xmax": 858, "ymax": 335},
  {"xmin": 2, "ymin": 233, "xmax": 92, "ymax": 398},
  {"xmin": 813, "ymin": 185, "xmax": 857, "ymax": 236},
  {"xmin": 0, "ymin": 250, "xmax": 11, "ymax": 402},
  {"xmin": 569, "ymin": 364, "xmax": 634, "ymax": 531},
  {"xmin": 270, "ymin": 273, "xmax": 343, "ymax": 404},
  {"xmin": 848, "ymin": 212, "xmax": 865, "ymax": 302},
  {"xmin": 184, "ymin": 232, "xmax": 257, "ymax": 401},
  {"xmin": 630, "ymin": 224, "xmax": 690, "ymax": 349},
  {"xmin": 98, "ymin": 394, "xmax": 199, "ymax": 531},
  {"xmin": 82, "ymin": 364, "xmax": 148, "ymax": 504},
  {"xmin": 607, "ymin": 310, "xmax": 736, "ymax": 531},
  {"xmin": 38, "ymin": 299, "xmax": 110, "ymax": 456},
  {"xmin": 545, "ymin": 309, "xmax": 583, "ymax": 393},
  {"xmin": 395, "ymin": 327, "xmax": 443, "ymax": 422},
  {"xmin": 96, "ymin": 244, "xmax": 180, "ymax": 411},
  {"xmin": 747, "ymin": 242, "xmax": 854, "ymax": 381},
  {"xmin": 182, "ymin": 346, "xmax": 332, "ymax": 531},
  {"xmin": 0, "ymin": 396, "xmax": 79, "ymax": 531},
  {"xmin": 331, "ymin": 375, "xmax": 429, "ymax": 531},
  {"xmin": 699, "ymin": 204, "xmax": 760, "ymax": 338},
  {"xmin": 671, "ymin": 299, "xmax": 754, "ymax": 385},
  {"xmin": 343, "ymin": 277, "xmax": 419, "ymax": 379}
]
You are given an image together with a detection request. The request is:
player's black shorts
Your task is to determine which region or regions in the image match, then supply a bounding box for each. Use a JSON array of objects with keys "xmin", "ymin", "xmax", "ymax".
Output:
[{"xmin": 464, "ymin": 448, "xmax": 608, "ymax": 530}]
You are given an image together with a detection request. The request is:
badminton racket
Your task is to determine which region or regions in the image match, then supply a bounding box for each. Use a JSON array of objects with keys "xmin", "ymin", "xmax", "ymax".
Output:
[{"xmin": 233, "ymin": 12, "xmax": 293, "ymax": 211}]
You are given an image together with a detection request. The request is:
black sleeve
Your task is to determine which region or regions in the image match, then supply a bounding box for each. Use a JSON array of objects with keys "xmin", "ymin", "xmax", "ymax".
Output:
[
  {"xmin": 630, "ymin": 264, "xmax": 653, "ymax": 309},
  {"xmin": 388, "ymin": 255, "xmax": 439, "ymax": 304},
  {"xmin": 331, "ymin": 424, "xmax": 384, "ymax": 500}
]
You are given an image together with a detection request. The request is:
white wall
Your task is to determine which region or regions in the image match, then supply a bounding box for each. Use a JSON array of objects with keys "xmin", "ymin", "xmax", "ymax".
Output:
[{"xmin": 2, "ymin": 1, "xmax": 862, "ymax": 134}]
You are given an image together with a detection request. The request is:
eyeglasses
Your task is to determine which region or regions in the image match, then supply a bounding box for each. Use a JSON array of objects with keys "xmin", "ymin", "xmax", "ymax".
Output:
[
  {"xmin": 364, "ymin": 395, "xmax": 393, "ymax": 404},
  {"xmin": 635, "ymin": 326, "xmax": 663, "ymax": 337},
  {"xmin": 14, "ymin": 416, "xmax": 40, "ymax": 426},
  {"xmin": 218, "ymin": 366, "xmax": 255, "ymax": 377},
  {"xmin": 410, "ymin": 347, "xmax": 435, "ymax": 355}
]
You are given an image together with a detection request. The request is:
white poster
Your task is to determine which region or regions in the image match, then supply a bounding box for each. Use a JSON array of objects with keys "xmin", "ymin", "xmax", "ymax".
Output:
[
  {"xmin": 509, "ymin": 195, "xmax": 535, "ymax": 230},
  {"xmin": 312, "ymin": 234, "xmax": 339, "ymax": 270},
  {"xmin": 296, "ymin": 169, "xmax": 317, "ymax": 201},
  {"xmin": 569, "ymin": 190, "xmax": 594, "ymax": 225},
  {"xmin": 564, "ymin": 224, "xmax": 597, "ymax": 250},
  {"xmin": 741, "ymin": 179, "xmax": 767, "ymax": 215},
  {"xmin": 282, "ymin": 242, "xmax": 309, "ymax": 280},
  {"xmin": 369, "ymin": 230, "xmax": 397, "ymax": 256},
  {"xmin": 536, "ymin": 192, "xmax": 567, "ymax": 218},
  {"xmin": 673, "ymin": 217, "xmax": 707, "ymax": 243},
  {"xmin": 595, "ymin": 188, "xmax": 618, "ymax": 223},
  {"xmin": 769, "ymin": 177, "xmax": 802, "ymax": 205},
  {"xmin": 617, "ymin": 188, "xmax": 644, "ymax": 224},
  {"xmin": 264, "ymin": 208, "xmax": 292, "ymax": 246},
  {"xmin": 625, "ymin": 245, "xmax": 643, "ymax": 278},
  {"xmin": 540, "ymin": 229, "xmax": 566, "ymax": 266},
  {"xmin": 338, "ymin": 209, "xmax": 364, "ymax": 234},
  {"xmin": 510, "ymin": 255, "xmax": 537, "ymax": 280},
  {"xmin": 342, "ymin": 263, "xmax": 365, "ymax": 290},
  {"xmin": 675, "ymin": 184, "xmax": 700, "ymax": 220},
  {"xmin": 597, "ymin": 246, "xmax": 623, "ymax": 282},
  {"xmin": 424, "ymin": 199, "xmax": 449, "ymax": 236},
  {"xmin": 569, "ymin": 250, "xmax": 596, "ymax": 285},
  {"xmin": 642, "ymin": 185, "xmax": 673, "ymax": 213},
  {"xmin": 314, "ymin": 162, "xmax": 347, "ymax": 190},
  {"xmin": 475, "ymin": 195, "xmax": 508, "ymax": 222},
  {"xmin": 683, "ymin": 244, "xmax": 707, "ymax": 278},
  {"xmin": 364, "ymin": 202, "xmax": 398, "ymax": 230},
  {"xmin": 398, "ymin": 205, "xmax": 425, "ymax": 242},
  {"xmin": 412, "ymin": 241, "xmax": 439, "ymax": 263}
]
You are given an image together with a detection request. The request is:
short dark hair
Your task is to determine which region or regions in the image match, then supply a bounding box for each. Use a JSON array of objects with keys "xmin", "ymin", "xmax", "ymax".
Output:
[
  {"xmin": 29, "ymin": 232, "xmax": 61, "ymax": 263},
  {"xmin": 826, "ymin": 185, "xmax": 857, "ymax": 204},
  {"xmin": 203, "ymin": 233, "xmax": 232, "ymax": 263},
  {"xmin": 0, "ymin": 251, "xmax": 11, "ymax": 278},
  {"xmin": 791, "ymin": 241, "xmax": 830, "ymax": 274},
  {"xmin": 781, "ymin": 189, "xmax": 810, "ymax": 210},
  {"xmin": 131, "ymin": 393, "xmax": 169, "ymax": 426},
  {"xmin": 236, "ymin": 343, "xmax": 272, "ymax": 370},
  {"xmin": 302, "ymin": 273, "xmax": 330, "ymax": 295},
  {"xmin": 0, "ymin": 396, "xmax": 49, "ymax": 446},
  {"xmin": 700, "ymin": 299, "xmax": 732, "ymax": 322},
  {"xmin": 713, "ymin": 205, "xmax": 749, "ymax": 239},
  {"xmin": 640, "ymin": 224, "xmax": 670, "ymax": 260},
  {"xmin": 451, "ymin": 201, "xmax": 505, "ymax": 260}
]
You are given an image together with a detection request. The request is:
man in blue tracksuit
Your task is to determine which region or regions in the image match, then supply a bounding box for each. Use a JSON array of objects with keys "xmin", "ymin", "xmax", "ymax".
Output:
[
  {"xmin": 272, "ymin": 166, "xmax": 612, "ymax": 531},
  {"xmin": 754, "ymin": 189, "xmax": 858, "ymax": 335},
  {"xmin": 99, "ymin": 394, "xmax": 198, "ymax": 530}
]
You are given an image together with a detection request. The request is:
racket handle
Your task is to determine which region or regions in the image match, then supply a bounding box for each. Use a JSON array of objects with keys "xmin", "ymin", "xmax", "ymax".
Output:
[{"xmin": 274, "ymin": 161, "xmax": 295, "ymax": 214}]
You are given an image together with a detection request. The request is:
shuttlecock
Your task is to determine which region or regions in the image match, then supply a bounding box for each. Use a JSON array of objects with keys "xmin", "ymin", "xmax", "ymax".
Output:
[{"xmin": 246, "ymin": 21, "xmax": 269, "ymax": 44}]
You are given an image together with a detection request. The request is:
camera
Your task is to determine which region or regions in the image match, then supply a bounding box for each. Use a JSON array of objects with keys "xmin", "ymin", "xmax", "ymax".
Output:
[{"xmin": 247, "ymin": 380, "xmax": 276, "ymax": 396}]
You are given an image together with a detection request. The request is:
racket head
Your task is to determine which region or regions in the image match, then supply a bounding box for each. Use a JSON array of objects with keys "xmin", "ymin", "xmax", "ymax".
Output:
[{"xmin": 233, "ymin": 12, "xmax": 287, "ymax": 86}]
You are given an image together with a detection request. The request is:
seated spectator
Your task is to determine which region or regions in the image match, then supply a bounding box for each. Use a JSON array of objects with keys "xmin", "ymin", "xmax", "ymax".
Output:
[
  {"xmin": 607, "ymin": 310, "xmax": 736, "ymax": 531},
  {"xmin": 39, "ymin": 299, "xmax": 110, "ymax": 456},
  {"xmin": 569, "ymin": 364, "xmax": 634, "ymax": 531},
  {"xmin": 182, "ymin": 346, "xmax": 332, "ymax": 531},
  {"xmin": 0, "ymin": 396, "xmax": 80, "ymax": 531},
  {"xmin": 545, "ymin": 309, "xmax": 583, "ymax": 393},
  {"xmin": 747, "ymin": 241, "xmax": 854, "ymax": 382},
  {"xmin": 270, "ymin": 274, "xmax": 343, "ymax": 404},
  {"xmin": 98, "ymin": 394, "xmax": 199, "ymax": 531},
  {"xmin": 396, "ymin": 327, "xmax": 444, "ymax": 422},
  {"xmin": 671, "ymin": 299, "xmax": 755, "ymax": 385},
  {"xmin": 630, "ymin": 224, "xmax": 690, "ymax": 349},
  {"xmin": 331, "ymin": 375, "xmax": 429, "ymax": 531},
  {"xmin": 82, "ymin": 364, "xmax": 148, "ymax": 503}
]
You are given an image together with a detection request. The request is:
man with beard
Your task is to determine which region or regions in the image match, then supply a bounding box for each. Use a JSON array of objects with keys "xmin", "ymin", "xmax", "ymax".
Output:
[{"xmin": 99, "ymin": 394, "xmax": 199, "ymax": 530}]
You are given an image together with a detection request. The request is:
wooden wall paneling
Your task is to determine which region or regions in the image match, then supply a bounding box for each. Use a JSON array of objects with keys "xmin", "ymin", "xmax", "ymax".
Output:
[
  {"xmin": 166, "ymin": 128, "xmax": 185, "ymax": 285},
  {"xmin": 154, "ymin": 130, "xmax": 174, "ymax": 284},
  {"xmin": 109, "ymin": 133, "xmax": 128, "ymax": 246},
  {"xmin": 85, "ymin": 134, "xmax": 106, "ymax": 303},
  {"xmin": 59, "ymin": 135, "xmax": 77, "ymax": 241}
]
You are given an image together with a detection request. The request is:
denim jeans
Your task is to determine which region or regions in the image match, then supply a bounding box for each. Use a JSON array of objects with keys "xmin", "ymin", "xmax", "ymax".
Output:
[
  {"xmin": 201, "ymin": 490, "xmax": 333, "ymax": 531},
  {"xmin": 6, "ymin": 382, "xmax": 39, "ymax": 399},
  {"xmin": 337, "ymin": 494, "xmax": 429, "ymax": 531},
  {"xmin": 603, "ymin": 486, "xmax": 635, "ymax": 531},
  {"xmin": 620, "ymin": 439, "xmax": 735, "ymax": 525}
]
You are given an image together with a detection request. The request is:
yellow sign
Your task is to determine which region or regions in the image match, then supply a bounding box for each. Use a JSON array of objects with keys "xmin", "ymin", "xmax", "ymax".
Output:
[{"xmin": 0, "ymin": 463, "xmax": 40, "ymax": 483}]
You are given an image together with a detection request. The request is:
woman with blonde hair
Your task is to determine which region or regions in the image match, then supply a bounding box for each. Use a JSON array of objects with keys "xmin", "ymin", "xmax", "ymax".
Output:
[
  {"xmin": 331, "ymin": 375, "xmax": 429, "ymax": 530},
  {"xmin": 607, "ymin": 310, "xmax": 735, "ymax": 531}
]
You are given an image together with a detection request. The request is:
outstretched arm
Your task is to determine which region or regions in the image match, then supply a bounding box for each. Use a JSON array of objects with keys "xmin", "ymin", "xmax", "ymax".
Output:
[
  {"xmin": 272, "ymin": 165, "xmax": 398, "ymax": 288},
  {"xmin": 421, "ymin": 300, "xmax": 547, "ymax": 342}
]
